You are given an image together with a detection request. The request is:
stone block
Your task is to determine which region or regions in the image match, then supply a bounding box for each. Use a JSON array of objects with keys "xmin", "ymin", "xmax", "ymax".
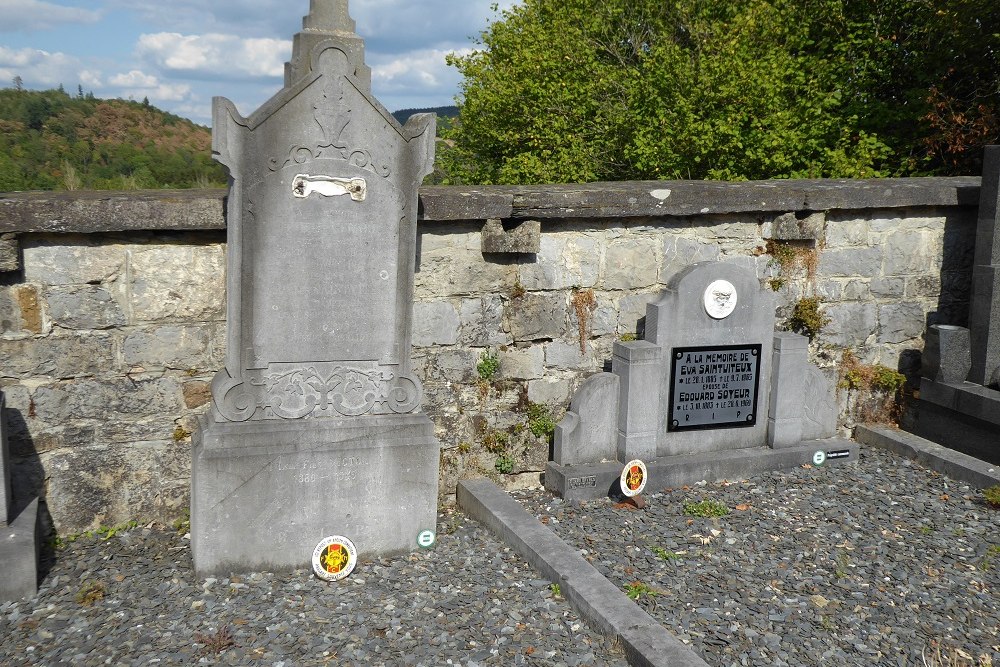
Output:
[
  {"xmin": 527, "ymin": 378, "xmax": 570, "ymax": 406},
  {"xmin": 12, "ymin": 285, "xmax": 44, "ymax": 334},
  {"xmin": 553, "ymin": 373, "xmax": 619, "ymax": 465},
  {"xmin": 661, "ymin": 237, "xmax": 721, "ymax": 283},
  {"xmin": 33, "ymin": 377, "xmax": 183, "ymax": 422},
  {"xmin": 129, "ymin": 244, "xmax": 225, "ymax": 322},
  {"xmin": 417, "ymin": 348, "xmax": 480, "ymax": 384},
  {"xmin": 45, "ymin": 285, "xmax": 126, "ymax": 330},
  {"xmin": 822, "ymin": 302, "xmax": 877, "ymax": 347},
  {"xmin": 821, "ymin": 219, "xmax": 869, "ymax": 249},
  {"xmin": 768, "ymin": 211, "xmax": 825, "ymax": 241},
  {"xmin": 518, "ymin": 233, "xmax": 601, "ymax": 290},
  {"xmin": 603, "ymin": 237, "xmax": 659, "ymax": 290},
  {"xmin": 183, "ymin": 381, "xmax": 213, "ymax": 409},
  {"xmin": 878, "ymin": 301, "xmax": 927, "ymax": 345},
  {"xmin": 870, "ymin": 277, "xmax": 904, "ymax": 298},
  {"xmin": 416, "ymin": 247, "xmax": 512, "ymax": 297},
  {"xmin": 0, "ymin": 233, "xmax": 18, "ymax": 273},
  {"xmin": 192, "ymin": 414, "xmax": 439, "ymax": 574},
  {"xmin": 123, "ymin": 325, "xmax": 214, "ymax": 370},
  {"xmin": 459, "ymin": 296, "xmax": 509, "ymax": 347},
  {"xmin": 816, "ymin": 247, "xmax": 883, "ymax": 278},
  {"xmin": 618, "ymin": 292, "xmax": 658, "ymax": 334},
  {"xmin": 508, "ymin": 293, "xmax": 566, "ymax": 341},
  {"xmin": 412, "ymin": 301, "xmax": 460, "ymax": 347},
  {"xmin": 499, "ymin": 346, "xmax": 544, "ymax": 380},
  {"xmin": 904, "ymin": 276, "xmax": 940, "ymax": 299},
  {"xmin": 544, "ymin": 340, "xmax": 593, "ymax": 370},
  {"xmin": 882, "ymin": 230, "xmax": 939, "ymax": 276},
  {"xmin": 481, "ymin": 219, "xmax": 541, "ymax": 254},
  {"xmin": 22, "ymin": 236, "xmax": 126, "ymax": 286},
  {"xmin": 42, "ymin": 440, "xmax": 186, "ymax": 533},
  {"xmin": 0, "ymin": 333, "xmax": 116, "ymax": 379},
  {"xmin": 922, "ymin": 325, "xmax": 971, "ymax": 384}
]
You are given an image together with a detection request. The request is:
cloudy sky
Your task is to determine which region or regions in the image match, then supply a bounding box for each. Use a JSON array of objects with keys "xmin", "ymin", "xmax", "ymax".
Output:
[{"xmin": 0, "ymin": 0, "xmax": 519, "ymax": 125}]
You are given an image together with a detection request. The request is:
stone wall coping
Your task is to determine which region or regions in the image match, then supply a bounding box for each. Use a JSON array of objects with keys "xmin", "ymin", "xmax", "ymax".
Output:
[{"xmin": 0, "ymin": 176, "xmax": 982, "ymax": 234}]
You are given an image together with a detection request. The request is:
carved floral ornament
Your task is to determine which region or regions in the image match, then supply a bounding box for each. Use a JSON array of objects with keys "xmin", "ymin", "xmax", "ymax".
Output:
[{"xmin": 213, "ymin": 363, "xmax": 422, "ymax": 422}]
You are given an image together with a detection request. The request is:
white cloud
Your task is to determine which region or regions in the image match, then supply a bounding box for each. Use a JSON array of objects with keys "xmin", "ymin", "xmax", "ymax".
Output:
[
  {"xmin": 108, "ymin": 69, "xmax": 192, "ymax": 103},
  {"xmin": 136, "ymin": 32, "xmax": 290, "ymax": 80},
  {"xmin": 0, "ymin": 45, "xmax": 81, "ymax": 87},
  {"xmin": 0, "ymin": 0, "xmax": 102, "ymax": 32}
]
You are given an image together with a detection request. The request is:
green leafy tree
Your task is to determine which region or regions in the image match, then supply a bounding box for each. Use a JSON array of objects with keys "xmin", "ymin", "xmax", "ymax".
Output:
[{"xmin": 446, "ymin": 0, "xmax": 998, "ymax": 184}]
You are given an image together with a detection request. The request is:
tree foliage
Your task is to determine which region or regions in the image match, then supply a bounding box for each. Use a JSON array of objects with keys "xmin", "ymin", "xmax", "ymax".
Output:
[
  {"xmin": 0, "ymin": 87, "xmax": 226, "ymax": 191},
  {"xmin": 445, "ymin": 0, "xmax": 999, "ymax": 184}
]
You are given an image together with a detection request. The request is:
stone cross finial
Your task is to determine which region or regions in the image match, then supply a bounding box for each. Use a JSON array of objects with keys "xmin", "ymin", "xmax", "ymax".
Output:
[{"xmin": 304, "ymin": 0, "xmax": 356, "ymax": 33}]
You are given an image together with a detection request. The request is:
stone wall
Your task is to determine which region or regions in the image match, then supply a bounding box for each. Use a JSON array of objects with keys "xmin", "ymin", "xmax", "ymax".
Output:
[{"xmin": 0, "ymin": 178, "xmax": 981, "ymax": 532}]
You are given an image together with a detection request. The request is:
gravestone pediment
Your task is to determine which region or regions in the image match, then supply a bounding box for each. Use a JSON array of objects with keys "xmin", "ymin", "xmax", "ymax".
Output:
[{"xmin": 210, "ymin": 7, "xmax": 435, "ymax": 423}]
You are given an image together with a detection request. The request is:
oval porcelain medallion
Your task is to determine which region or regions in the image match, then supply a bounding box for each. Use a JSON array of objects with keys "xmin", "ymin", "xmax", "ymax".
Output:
[{"xmin": 704, "ymin": 280, "xmax": 738, "ymax": 319}]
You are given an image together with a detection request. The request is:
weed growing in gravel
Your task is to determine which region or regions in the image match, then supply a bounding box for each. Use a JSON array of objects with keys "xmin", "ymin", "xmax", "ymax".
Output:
[
  {"xmin": 652, "ymin": 547, "xmax": 683, "ymax": 562},
  {"xmin": 979, "ymin": 545, "xmax": 1000, "ymax": 572},
  {"xmin": 683, "ymin": 499, "xmax": 730, "ymax": 518},
  {"xmin": 920, "ymin": 524, "xmax": 935, "ymax": 535},
  {"xmin": 549, "ymin": 583, "xmax": 561, "ymax": 597},
  {"xmin": 195, "ymin": 625, "xmax": 237, "ymax": 656},
  {"xmin": 983, "ymin": 485, "xmax": 1000, "ymax": 508},
  {"xmin": 75, "ymin": 580, "xmax": 105, "ymax": 605},
  {"xmin": 624, "ymin": 581, "xmax": 658, "ymax": 602},
  {"xmin": 833, "ymin": 550, "xmax": 851, "ymax": 579}
]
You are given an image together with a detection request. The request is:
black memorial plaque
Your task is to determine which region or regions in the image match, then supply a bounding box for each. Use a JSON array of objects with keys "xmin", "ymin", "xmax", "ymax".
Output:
[{"xmin": 668, "ymin": 344, "xmax": 762, "ymax": 432}]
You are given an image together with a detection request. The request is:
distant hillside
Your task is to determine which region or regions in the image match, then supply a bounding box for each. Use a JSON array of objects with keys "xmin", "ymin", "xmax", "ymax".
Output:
[
  {"xmin": 0, "ymin": 88, "xmax": 226, "ymax": 192},
  {"xmin": 392, "ymin": 106, "xmax": 459, "ymax": 127}
]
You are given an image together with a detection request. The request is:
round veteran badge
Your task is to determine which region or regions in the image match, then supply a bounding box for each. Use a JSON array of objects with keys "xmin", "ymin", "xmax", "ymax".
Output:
[
  {"xmin": 620, "ymin": 460, "xmax": 648, "ymax": 498},
  {"xmin": 312, "ymin": 536, "xmax": 357, "ymax": 582}
]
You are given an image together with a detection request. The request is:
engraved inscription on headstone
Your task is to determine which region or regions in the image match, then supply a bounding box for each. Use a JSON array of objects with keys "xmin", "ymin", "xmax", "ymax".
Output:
[{"xmin": 668, "ymin": 344, "xmax": 762, "ymax": 431}]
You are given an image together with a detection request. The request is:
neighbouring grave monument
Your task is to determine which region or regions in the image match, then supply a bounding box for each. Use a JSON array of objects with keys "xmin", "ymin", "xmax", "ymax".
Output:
[
  {"xmin": 547, "ymin": 261, "xmax": 856, "ymax": 500},
  {"xmin": 191, "ymin": 0, "xmax": 439, "ymax": 573},
  {"xmin": 1, "ymin": 390, "xmax": 40, "ymax": 601},
  {"xmin": 906, "ymin": 146, "xmax": 1000, "ymax": 462}
]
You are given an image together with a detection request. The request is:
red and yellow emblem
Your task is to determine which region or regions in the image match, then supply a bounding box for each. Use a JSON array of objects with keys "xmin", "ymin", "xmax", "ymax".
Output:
[
  {"xmin": 312, "ymin": 536, "xmax": 357, "ymax": 581},
  {"xmin": 620, "ymin": 460, "xmax": 648, "ymax": 497}
]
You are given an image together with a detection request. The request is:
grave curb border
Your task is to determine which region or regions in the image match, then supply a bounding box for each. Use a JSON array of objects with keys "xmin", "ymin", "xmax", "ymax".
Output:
[
  {"xmin": 855, "ymin": 424, "xmax": 1000, "ymax": 489},
  {"xmin": 457, "ymin": 478, "xmax": 710, "ymax": 667}
]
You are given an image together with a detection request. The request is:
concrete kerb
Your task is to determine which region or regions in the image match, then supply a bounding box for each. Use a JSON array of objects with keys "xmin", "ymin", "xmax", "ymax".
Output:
[
  {"xmin": 856, "ymin": 424, "xmax": 1000, "ymax": 489},
  {"xmin": 457, "ymin": 479, "xmax": 710, "ymax": 667}
]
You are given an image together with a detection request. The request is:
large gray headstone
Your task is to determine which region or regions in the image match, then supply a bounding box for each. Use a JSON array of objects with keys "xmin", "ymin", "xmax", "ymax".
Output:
[
  {"xmin": 969, "ymin": 145, "xmax": 1000, "ymax": 387},
  {"xmin": 644, "ymin": 262, "xmax": 776, "ymax": 456},
  {"xmin": 547, "ymin": 261, "xmax": 848, "ymax": 501},
  {"xmin": 192, "ymin": 0, "xmax": 439, "ymax": 574}
]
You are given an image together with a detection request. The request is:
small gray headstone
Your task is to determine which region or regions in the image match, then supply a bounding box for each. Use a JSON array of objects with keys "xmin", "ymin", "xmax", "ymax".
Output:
[{"xmin": 192, "ymin": 0, "xmax": 439, "ymax": 574}]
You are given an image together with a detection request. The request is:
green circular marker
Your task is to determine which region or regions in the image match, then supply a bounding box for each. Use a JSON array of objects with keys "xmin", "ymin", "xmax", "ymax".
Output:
[
  {"xmin": 417, "ymin": 530, "xmax": 436, "ymax": 549},
  {"xmin": 813, "ymin": 451, "xmax": 826, "ymax": 466}
]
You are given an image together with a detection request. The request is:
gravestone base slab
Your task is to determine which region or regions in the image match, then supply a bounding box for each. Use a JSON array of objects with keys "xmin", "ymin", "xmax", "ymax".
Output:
[
  {"xmin": 1, "ymin": 497, "xmax": 41, "ymax": 601},
  {"xmin": 545, "ymin": 439, "xmax": 860, "ymax": 501},
  {"xmin": 904, "ymin": 381, "xmax": 1000, "ymax": 465},
  {"xmin": 192, "ymin": 413, "xmax": 439, "ymax": 575}
]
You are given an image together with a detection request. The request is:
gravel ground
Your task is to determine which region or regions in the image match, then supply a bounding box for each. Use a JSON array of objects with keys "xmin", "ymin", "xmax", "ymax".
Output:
[
  {"xmin": 0, "ymin": 515, "xmax": 624, "ymax": 666},
  {"xmin": 516, "ymin": 447, "xmax": 1000, "ymax": 667},
  {"xmin": 4, "ymin": 447, "xmax": 998, "ymax": 667}
]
